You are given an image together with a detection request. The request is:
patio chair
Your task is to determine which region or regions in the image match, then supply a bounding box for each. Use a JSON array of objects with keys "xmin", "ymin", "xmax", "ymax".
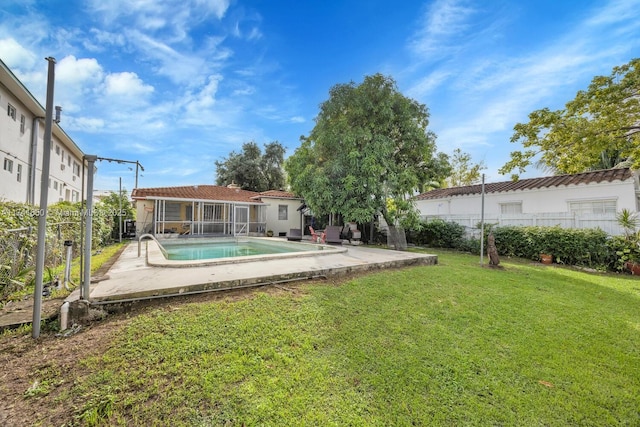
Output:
[
  {"xmin": 287, "ymin": 228, "xmax": 302, "ymax": 241},
  {"xmin": 324, "ymin": 225, "xmax": 343, "ymax": 245},
  {"xmin": 309, "ymin": 226, "xmax": 325, "ymax": 243}
]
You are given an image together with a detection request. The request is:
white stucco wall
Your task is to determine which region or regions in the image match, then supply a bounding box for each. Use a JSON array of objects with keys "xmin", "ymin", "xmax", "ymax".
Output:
[
  {"xmin": 263, "ymin": 198, "xmax": 304, "ymax": 236},
  {"xmin": 416, "ymin": 179, "xmax": 639, "ymax": 217},
  {"xmin": 1, "ymin": 75, "xmax": 84, "ymax": 205}
]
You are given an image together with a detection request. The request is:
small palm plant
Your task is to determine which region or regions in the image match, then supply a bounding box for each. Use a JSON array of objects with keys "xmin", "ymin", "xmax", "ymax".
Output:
[{"xmin": 616, "ymin": 209, "xmax": 639, "ymax": 239}]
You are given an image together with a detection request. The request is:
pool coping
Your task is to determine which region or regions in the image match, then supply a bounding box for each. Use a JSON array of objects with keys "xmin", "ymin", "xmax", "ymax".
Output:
[{"xmin": 147, "ymin": 237, "xmax": 347, "ymax": 268}]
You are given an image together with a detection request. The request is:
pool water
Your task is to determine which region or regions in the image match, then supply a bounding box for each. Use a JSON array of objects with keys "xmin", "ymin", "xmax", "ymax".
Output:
[{"xmin": 160, "ymin": 239, "xmax": 315, "ymax": 261}]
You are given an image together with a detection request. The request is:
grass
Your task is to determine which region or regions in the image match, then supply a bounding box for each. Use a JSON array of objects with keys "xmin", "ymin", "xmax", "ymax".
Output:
[
  {"xmin": 4, "ymin": 241, "xmax": 127, "ymax": 303},
  {"xmin": 51, "ymin": 251, "xmax": 640, "ymax": 425}
]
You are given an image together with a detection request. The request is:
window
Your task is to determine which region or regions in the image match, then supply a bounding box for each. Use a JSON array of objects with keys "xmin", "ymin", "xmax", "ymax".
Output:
[
  {"xmin": 16, "ymin": 164, "xmax": 22, "ymax": 182},
  {"xmin": 278, "ymin": 204, "xmax": 288, "ymax": 220},
  {"xmin": 55, "ymin": 145, "xmax": 60, "ymax": 155},
  {"xmin": 68, "ymin": 156, "xmax": 71, "ymax": 167},
  {"xmin": 164, "ymin": 202, "xmax": 181, "ymax": 220},
  {"xmin": 20, "ymin": 115, "xmax": 25, "ymax": 134},
  {"xmin": 569, "ymin": 199, "xmax": 616, "ymax": 215},
  {"xmin": 73, "ymin": 161, "xmax": 80, "ymax": 176},
  {"xmin": 72, "ymin": 191, "xmax": 79, "ymax": 202},
  {"xmin": 203, "ymin": 204, "xmax": 224, "ymax": 221},
  {"xmin": 7, "ymin": 104, "xmax": 16, "ymax": 120},
  {"xmin": 53, "ymin": 181, "xmax": 58, "ymax": 190},
  {"xmin": 3, "ymin": 158, "xmax": 13, "ymax": 173},
  {"xmin": 500, "ymin": 202, "xmax": 522, "ymax": 214}
]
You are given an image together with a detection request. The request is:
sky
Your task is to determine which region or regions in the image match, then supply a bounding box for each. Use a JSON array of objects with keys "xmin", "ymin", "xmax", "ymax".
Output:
[{"xmin": 0, "ymin": 0, "xmax": 639, "ymax": 194}]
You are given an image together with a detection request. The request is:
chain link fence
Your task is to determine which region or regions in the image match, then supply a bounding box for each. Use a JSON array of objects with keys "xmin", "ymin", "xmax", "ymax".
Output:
[{"xmin": 0, "ymin": 221, "xmax": 81, "ymax": 300}]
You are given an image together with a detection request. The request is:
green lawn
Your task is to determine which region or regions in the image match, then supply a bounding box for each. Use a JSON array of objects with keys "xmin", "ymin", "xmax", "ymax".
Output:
[{"xmin": 64, "ymin": 251, "xmax": 640, "ymax": 425}]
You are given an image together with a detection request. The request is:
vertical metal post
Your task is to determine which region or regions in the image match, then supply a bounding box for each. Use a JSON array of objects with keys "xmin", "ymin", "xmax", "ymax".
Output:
[
  {"xmin": 480, "ymin": 174, "xmax": 486, "ymax": 266},
  {"xmin": 82, "ymin": 155, "xmax": 97, "ymax": 300},
  {"xmin": 119, "ymin": 177, "xmax": 122, "ymax": 243},
  {"xmin": 32, "ymin": 57, "xmax": 56, "ymax": 339}
]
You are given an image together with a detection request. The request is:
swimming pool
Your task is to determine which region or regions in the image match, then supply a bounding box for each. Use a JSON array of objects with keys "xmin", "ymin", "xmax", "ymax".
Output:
[{"xmin": 145, "ymin": 237, "xmax": 346, "ymax": 267}]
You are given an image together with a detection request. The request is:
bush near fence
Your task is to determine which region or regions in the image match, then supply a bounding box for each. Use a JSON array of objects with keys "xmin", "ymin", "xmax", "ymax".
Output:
[
  {"xmin": 0, "ymin": 200, "xmax": 116, "ymax": 300},
  {"xmin": 408, "ymin": 219, "xmax": 630, "ymax": 272}
]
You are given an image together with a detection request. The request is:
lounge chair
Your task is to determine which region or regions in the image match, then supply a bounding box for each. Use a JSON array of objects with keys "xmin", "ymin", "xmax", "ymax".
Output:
[
  {"xmin": 287, "ymin": 228, "xmax": 302, "ymax": 241},
  {"xmin": 324, "ymin": 225, "xmax": 342, "ymax": 245}
]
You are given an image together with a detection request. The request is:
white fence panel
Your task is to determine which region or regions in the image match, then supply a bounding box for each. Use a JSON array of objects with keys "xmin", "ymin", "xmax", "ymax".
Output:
[{"xmin": 422, "ymin": 213, "xmax": 624, "ymax": 236}]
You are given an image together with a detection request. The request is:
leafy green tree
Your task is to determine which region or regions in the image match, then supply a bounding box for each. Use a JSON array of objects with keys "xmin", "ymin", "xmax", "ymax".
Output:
[
  {"xmin": 446, "ymin": 148, "xmax": 485, "ymax": 187},
  {"xmin": 215, "ymin": 141, "xmax": 286, "ymax": 192},
  {"xmin": 99, "ymin": 190, "xmax": 135, "ymax": 241},
  {"xmin": 285, "ymin": 73, "xmax": 450, "ymax": 228},
  {"xmin": 500, "ymin": 58, "xmax": 640, "ymax": 178}
]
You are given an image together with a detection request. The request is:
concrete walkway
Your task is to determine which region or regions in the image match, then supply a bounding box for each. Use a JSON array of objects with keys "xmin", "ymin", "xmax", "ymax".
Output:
[{"xmin": 88, "ymin": 241, "xmax": 437, "ymax": 305}]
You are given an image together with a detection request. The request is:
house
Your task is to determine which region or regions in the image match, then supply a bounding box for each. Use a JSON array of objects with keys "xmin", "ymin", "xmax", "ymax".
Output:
[
  {"xmin": 250, "ymin": 190, "xmax": 304, "ymax": 237},
  {"xmin": 131, "ymin": 184, "xmax": 304, "ymax": 237},
  {"xmin": 415, "ymin": 168, "xmax": 639, "ymax": 236},
  {"xmin": 0, "ymin": 58, "xmax": 85, "ymax": 205}
]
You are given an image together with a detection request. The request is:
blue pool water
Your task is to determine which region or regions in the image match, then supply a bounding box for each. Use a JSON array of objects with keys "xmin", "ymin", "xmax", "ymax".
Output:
[{"xmin": 160, "ymin": 239, "xmax": 315, "ymax": 261}]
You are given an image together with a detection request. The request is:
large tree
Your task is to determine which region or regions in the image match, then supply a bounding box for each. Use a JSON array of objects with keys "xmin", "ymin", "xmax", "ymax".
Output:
[
  {"xmin": 446, "ymin": 148, "xmax": 486, "ymax": 187},
  {"xmin": 215, "ymin": 141, "xmax": 286, "ymax": 192},
  {"xmin": 285, "ymin": 73, "xmax": 450, "ymax": 228},
  {"xmin": 500, "ymin": 58, "xmax": 640, "ymax": 178}
]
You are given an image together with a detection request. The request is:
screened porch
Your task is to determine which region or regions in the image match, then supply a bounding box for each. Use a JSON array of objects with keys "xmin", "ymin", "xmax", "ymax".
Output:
[{"xmin": 151, "ymin": 199, "xmax": 266, "ymax": 236}]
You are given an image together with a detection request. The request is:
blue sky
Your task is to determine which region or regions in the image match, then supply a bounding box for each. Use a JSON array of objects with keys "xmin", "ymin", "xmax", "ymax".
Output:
[{"xmin": 1, "ymin": 0, "xmax": 639, "ymax": 193}]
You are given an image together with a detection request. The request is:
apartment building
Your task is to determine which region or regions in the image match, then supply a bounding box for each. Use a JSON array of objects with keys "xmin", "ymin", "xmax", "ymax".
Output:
[{"xmin": 0, "ymin": 58, "xmax": 85, "ymax": 205}]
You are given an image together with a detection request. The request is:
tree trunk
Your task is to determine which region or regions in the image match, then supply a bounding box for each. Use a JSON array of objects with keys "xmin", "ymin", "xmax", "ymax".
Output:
[{"xmin": 387, "ymin": 226, "xmax": 407, "ymax": 251}]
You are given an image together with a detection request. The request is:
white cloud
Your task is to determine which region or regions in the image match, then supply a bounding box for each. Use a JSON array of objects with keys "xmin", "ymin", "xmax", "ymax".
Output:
[
  {"xmin": 87, "ymin": 0, "xmax": 231, "ymax": 39},
  {"xmin": 104, "ymin": 72, "xmax": 154, "ymax": 97},
  {"xmin": 409, "ymin": 0, "xmax": 476, "ymax": 56},
  {"xmin": 0, "ymin": 38, "xmax": 37, "ymax": 70},
  {"xmin": 56, "ymin": 55, "xmax": 104, "ymax": 86}
]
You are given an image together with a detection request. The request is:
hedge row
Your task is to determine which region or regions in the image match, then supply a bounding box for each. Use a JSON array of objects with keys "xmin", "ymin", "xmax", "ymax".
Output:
[{"xmin": 407, "ymin": 219, "xmax": 633, "ymax": 272}]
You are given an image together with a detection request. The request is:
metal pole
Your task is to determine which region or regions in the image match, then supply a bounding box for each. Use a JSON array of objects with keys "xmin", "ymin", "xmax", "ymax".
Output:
[
  {"xmin": 32, "ymin": 57, "xmax": 56, "ymax": 339},
  {"xmin": 135, "ymin": 161, "xmax": 139, "ymax": 189},
  {"xmin": 119, "ymin": 177, "xmax": 122, "ymax": 243},
  {"xmin": 82, "ymin": 155, "xmax": 97, "ymax": 301},
  {"xmin": 480, "ymin": 174, "xmax": 486, "ymax": 266}
]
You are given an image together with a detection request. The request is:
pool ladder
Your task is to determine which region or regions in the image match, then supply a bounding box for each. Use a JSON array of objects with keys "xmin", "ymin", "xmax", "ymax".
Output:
[{"xmin": 138, "ymin": 233, "xmax": 168, "ymax": 258}]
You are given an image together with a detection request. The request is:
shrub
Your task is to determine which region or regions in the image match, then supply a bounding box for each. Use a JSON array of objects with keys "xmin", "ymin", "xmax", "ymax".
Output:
[
  {"xmin": 408, "ymin": 219, "xmax": 466, "ymax": 248},
  {"xmin": 492, "ymin": 226, "xmax": 610, "ymax": 268}
]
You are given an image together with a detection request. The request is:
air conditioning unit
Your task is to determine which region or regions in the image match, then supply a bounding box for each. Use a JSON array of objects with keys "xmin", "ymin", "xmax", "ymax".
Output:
[{"xmin": 60, "ymin": 164, "xmax": 65, "ymax": 171}]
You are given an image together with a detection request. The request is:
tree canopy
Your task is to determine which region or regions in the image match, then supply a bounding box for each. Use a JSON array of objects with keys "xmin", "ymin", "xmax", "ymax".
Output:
[
  {"xmin": 285, "ymin": 73, "xmax": 450, "ymax": 227},
  {"xmin": 500, "ymin": 58, "xmax": 640, "ymax": 178},
  {"xmin": 215, "ymin": 141, "xmax": 286, "ymax": 192},
  {"xmin": 446, "ymin": 148, "xmax": 485, "ymax": 187}
]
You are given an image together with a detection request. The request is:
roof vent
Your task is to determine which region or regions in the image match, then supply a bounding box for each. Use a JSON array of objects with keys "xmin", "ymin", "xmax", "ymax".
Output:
[{"xmin": 227, "ymin": 181, "xmax": 240, "ymax": 189}]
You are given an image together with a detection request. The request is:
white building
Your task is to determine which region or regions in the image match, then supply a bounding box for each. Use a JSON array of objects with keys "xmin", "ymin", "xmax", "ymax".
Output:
[
  {"xmin": 0, "ymin": 58, "xmax": 85, "ymax": 205},
  {"xmin": 415, "ymin": 168, "xmax": 640, "ymax": 236}
]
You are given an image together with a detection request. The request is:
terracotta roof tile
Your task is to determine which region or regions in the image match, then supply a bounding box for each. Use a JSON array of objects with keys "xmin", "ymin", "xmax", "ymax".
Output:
[
  {"xmin": 254, "ymin": 190, "xmax": 301, "ymax": 200},
  {"xmin": 416, "ymin": 168, "xmax": 634, "ymax": 200},
  {"xmin": 131, "ymin": 185, "xmax": 263, "ymax": 203}
]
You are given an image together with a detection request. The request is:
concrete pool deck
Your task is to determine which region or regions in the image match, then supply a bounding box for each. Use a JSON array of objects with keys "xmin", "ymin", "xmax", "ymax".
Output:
[{"xmin": 86, "ymin": 240, "xmax": 438, "ymax": 305}]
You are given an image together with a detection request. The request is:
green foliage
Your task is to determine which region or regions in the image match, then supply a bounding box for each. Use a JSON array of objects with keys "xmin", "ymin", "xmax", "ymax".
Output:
[
  {"xmin": 0, "ymin": 200, "xmax": 121, "ymax": 300},
  {"xmin": 408, "ymin": 218, "xmax": 466, "ymax": 248},
  {"xmin": 215, "ymin": 141, "xmax": 286, "ymax": 192},
  {"xmin": 285, "ymin": 73, "xmax": 450, "ymax": 226},
  {"xmin": 99, "ymin": 190, "xmax": 135, "ymax": 240},
  {"xmin": 445, "ymin": 148, "xmax": 485, "ymax": 187},
  {"xmin": 501, "ymin": 58, "xmax": 640, "ymax": 177},
  {"xmin": 491, "ymin": 226, "xmax": 611, "ymax": 267}
]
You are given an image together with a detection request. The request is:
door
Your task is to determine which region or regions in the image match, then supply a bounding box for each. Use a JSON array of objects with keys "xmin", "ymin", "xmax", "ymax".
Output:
[{"xmin": 234, "ymin": 205, "xmax": 249, "ymax": 235}]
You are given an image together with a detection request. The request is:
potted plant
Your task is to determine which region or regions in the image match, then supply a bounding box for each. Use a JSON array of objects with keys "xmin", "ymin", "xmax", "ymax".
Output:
[{"xmin": 539, "ymin": 253, "xmax": 553, "ymax": 265}]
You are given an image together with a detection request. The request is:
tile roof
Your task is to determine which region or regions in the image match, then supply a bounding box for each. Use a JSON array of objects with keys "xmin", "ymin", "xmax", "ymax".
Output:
[
  {"xmin": 131, "ymin": 185, "xmax": 263, "ymax": 203},
  {"xmin": 253, "ymin": 190, "xmax": 301, "ymax": 200},
  {"xmin": 416, "ymin": 168, "xmax": 634, "ymax": 200}
]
